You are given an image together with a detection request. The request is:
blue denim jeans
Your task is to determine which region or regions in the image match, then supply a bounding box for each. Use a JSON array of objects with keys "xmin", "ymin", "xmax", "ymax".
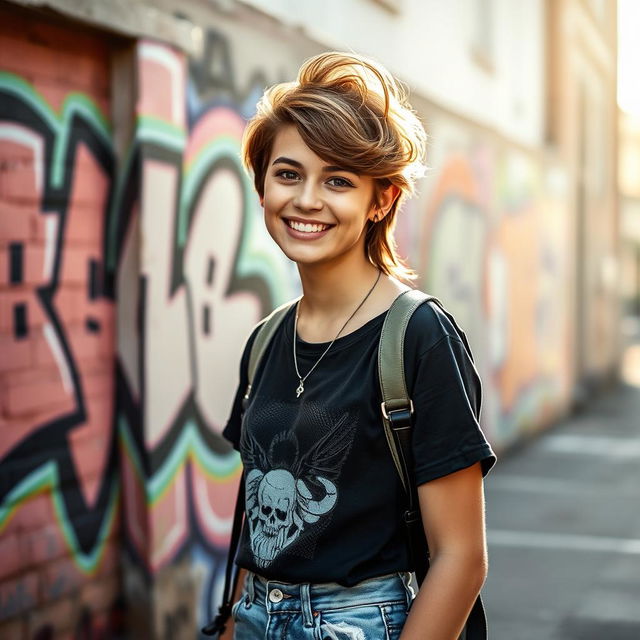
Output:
[{"xmin": 231, "ymin": 570, "xmax": 415, "ymax": 640}]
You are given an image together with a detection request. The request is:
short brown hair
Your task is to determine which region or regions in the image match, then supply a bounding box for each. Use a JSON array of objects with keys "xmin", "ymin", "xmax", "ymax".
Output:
[{"xmin": 241, "ymin": 51, "xmax": 427, "ymax": 281}]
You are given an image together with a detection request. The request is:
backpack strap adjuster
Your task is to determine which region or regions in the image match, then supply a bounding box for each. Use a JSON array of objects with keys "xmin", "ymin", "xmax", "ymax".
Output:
[
  {"xmin": 381, "ymin": 400, "xmax": 414, "ymax": 429},
  {"xmin": 403, "ymin": 508, "xmax": 420, "ymax": 524}
]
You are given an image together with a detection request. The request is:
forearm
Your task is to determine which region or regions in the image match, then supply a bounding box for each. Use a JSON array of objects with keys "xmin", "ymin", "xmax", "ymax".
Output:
[{"xmin": 399, "ymin": 554, "xmax": 487, "ymax": 640}]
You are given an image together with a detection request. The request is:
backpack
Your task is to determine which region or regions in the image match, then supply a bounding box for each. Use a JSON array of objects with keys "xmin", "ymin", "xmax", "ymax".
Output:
[{"xmin": 203, "ymin": 289, "xmax": 487, "ymax": 639}]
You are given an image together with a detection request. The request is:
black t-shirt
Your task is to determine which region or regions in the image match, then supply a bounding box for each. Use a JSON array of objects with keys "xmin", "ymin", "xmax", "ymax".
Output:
[{"xmin": 223, "ymin": 299, "xmax": 496, "ymax": 587}]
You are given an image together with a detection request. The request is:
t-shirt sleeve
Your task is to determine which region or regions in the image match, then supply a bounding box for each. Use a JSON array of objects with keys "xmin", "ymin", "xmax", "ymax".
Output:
[
  {"xmin": 221, "ymin": 325, "xmax": 261, "ymax": 450},
  {"xmin": 407, "ymin": 304, "xmax": 496, "ymax": 486}
]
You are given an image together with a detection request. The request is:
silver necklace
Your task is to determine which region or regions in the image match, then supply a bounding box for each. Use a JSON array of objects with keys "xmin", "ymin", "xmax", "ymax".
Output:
[{"xmin": 293, "ymin": 270, "xmax": 381, "ymax": 398}]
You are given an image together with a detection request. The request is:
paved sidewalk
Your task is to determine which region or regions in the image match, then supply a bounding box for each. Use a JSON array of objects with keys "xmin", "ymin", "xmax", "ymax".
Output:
[{"xmin": 482, "ymin": 380, "xmax": 640, "ymax": 640}]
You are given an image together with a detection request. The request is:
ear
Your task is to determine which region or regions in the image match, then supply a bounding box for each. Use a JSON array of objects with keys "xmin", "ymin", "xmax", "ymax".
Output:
[{"xmin": 368, "ymin": 183, "xmax": 401, "ymax": 222}]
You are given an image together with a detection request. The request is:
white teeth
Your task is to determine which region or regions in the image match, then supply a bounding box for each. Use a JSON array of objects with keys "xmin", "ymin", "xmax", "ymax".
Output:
[{"xmin": 287, "ymin": 220, "xmax": 329, "ymax": 233}]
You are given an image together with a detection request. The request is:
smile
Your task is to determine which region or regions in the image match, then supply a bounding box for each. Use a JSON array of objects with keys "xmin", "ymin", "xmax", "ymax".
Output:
[{"xmin": 285, "ymin": 219, "xmax": 333, "ymax": 233}]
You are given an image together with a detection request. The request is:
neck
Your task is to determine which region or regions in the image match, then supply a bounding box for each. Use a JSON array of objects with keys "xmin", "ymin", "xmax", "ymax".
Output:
[{"xmin": 297, "ymin": 255, "xmax": 380, "ymax": 317}]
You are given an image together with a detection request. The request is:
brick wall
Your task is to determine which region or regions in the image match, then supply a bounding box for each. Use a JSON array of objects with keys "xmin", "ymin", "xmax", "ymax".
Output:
[{"xmin": 0, "ymin": 8, "xmax": 122, "ymax": 638}]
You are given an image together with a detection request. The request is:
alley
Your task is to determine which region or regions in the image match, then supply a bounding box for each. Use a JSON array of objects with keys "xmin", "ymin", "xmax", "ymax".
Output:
[{"xmin": 483, "ymin": 379, "xmax": 640, "ymax": 639}]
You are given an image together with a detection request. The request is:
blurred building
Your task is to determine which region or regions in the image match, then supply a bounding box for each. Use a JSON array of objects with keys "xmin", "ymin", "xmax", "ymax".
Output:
[
  {"xmin": 0, "ymin": 0, "xmax": 619, "ymax": 637},
  {"xmin": 620, "ymin": 112, "xmax": 640, "ymax": 316}
]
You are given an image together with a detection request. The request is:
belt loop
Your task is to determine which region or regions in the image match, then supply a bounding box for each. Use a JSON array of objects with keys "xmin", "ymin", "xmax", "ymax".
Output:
[{"xmin": 300, "ymin": 583, "xmax": 313, "ymax": 627}]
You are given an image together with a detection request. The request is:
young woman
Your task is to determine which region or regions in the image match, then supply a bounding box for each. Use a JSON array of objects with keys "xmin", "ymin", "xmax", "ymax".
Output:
[{"xmin": 221, "ymin": 51, "xmax": 496, "ymax": 640}]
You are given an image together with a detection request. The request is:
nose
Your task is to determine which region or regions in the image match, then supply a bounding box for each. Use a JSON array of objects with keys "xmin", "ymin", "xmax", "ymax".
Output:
[{"xmin": 293, "ymin": 181, "xmax": 323, "ymax": 212}]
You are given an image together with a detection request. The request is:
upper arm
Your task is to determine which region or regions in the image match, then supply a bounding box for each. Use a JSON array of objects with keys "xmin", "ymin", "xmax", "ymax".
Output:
[
  {"xmin": 222, "ymin": 325, "xmax": 262, "ymax": 449},
  {"xmin": 405, "ymin": 307, "xmax": 496, "ymax": 486},
  {"xmin": 417, "ymin": 461, "xmax": 488, "ymax": 562}
]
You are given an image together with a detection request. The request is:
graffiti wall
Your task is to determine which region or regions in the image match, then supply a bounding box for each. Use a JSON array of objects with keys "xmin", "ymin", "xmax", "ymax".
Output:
[
  {"xmin": 0, "ymin": 9, "xmax": 121, "ymax": 639},
  {"xmin": 404, "ymin": 121, "xmax": 572, "ymax": 449}
]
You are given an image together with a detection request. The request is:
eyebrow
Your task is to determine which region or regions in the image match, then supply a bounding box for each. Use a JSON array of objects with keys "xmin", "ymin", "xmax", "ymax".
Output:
[{"xmin": 271, "ymin": 156, "xmax": 359, "ymax": 175}]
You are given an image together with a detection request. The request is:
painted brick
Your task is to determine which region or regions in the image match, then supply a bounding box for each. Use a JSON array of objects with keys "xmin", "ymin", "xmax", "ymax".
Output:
[
  {"xmin": 68, "ymin": 420, "xmax": 111, "ymax": 460},
  {"xmin": 4, "ymin": 376, "xmax": 73, "ymax": 416},
  {"xmin": 0, "ymin": 290, "xmax": 46, "ymax": 333},
  {"xmin": 2, "ymin": 492, "xmax": 56, "ymax": 535},
  {"xmin": 40, "ymin": 554, "xmax": 86, "ymax": 603},
  {"xmin": 35, "ymin": 80, "xmax": 110, "ymax": 120},
  {"xmin": 58, "ymin": 324, "xmax": 102, "ymax": 362},
  {"xmin": 0, "ymin": 443, "xmax": 70, "ymax": 495},
  {"xmin": 79, "ymin": 573, "xmax": 119, "ymax": 613},
  {"xmin": 23, "ymin": 245, "xmax": 46, "ymax": 285},
  {"xmin": 81, "ymin": 368, "xmax": 114, "ymax": 400},
  {"xmin": 1, "ymin": 366, "xmax": 62, "ymax": 389},
  {"xmin": 27, "ymin": 594, "xmax": 78, "ymax": 636},
  {"xmin": 0, "ymin": 415, "xmax": 59, "ymax": 462},
  {"xmin": 96, "ymin": 539, "xmax": 119, "ymax": 576},
  {"xmin": 49, "ymin": 288, "xmax": 85, "ymax": 324},
  {"xmin": 31, "ymin": 211, "xmax": 56, "ymax": 243},
  {"xmin": 29, "ymin": 14, "xmax": 110, "ymax": 62},
  {"xmin": 24, "ymin": 525, "xmax": 65, "ymax": 567},
  {"xmin": 0, "ymin": 333, "xmax": 31, "ymax": 372},
  {"xmin": 0, "ymin": 616, "xmax": 27, "ymax": 639},
  {"xmin": 33, "ymin": 329, "xmax": 103, "ymax": 368},
  {"xmin": 1, "ymin": 162, "xmax": 39, "ymax": 205},
  {"xmin": 69, "ymin": 168, "xmax": 111, "ymax": 212},
  {"xmin": 59, "ymin": 247, "xmax": 95, "ymax": 285},
  {"xmin": 23, "ymin": 524, "xmax": 69, "ymax": 565},
  {"xmin": 0, "ymin": 248, "xmax": 7, "ymax": 284},
  {"xmin": 0, "ymin": 571, "xmax": 39, "ymax": 620},
  {"xmin": 63, "ymin": 210, "xmax": 103, "ymax": 244},
  {"xmin": 0, "ymin": 534, "xmax": 26, "ymax": 581},
  {"xmin": 0, "ymin": 35, "xmax": 57, "ymax": 81},
  {"xmin": 0, "ymin": 202, "xmax": 34, "ymax": 242},
  {"xmin": 0, "ymin": 8, "xmax": 118, "ymax": 634},
  {"xmin": 32, "ymin": 333, "xmax": 58, "ymax": 367}
]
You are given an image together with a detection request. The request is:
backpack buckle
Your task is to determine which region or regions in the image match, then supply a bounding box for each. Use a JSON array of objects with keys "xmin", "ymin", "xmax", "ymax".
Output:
[
  {"xmin": 403, "ymin": 509, "xmax": 420, "ymax": 524},
  {"xmin": 381, "ymin": 400, "xmax": 414, "ymax": 428},
  {"xmin": 242, "ymin": 384, "xmax": 252, "ymax": 411}
]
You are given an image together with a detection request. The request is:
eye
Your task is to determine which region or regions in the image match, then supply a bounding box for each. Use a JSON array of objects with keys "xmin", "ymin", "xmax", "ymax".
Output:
[
  {"xmin": 327, "ymin": 177, "xmax": 354, "ymax": 188},
  {"xmin": 275, "ymin": 170, "xmax": 299, "ymax": 181}
]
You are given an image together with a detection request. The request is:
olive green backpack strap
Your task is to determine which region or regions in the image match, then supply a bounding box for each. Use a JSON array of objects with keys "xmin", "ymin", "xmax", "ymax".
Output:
[
  {"xmin": 243, "ymin": 297, "xmax": 301, "ymax": 409},
  {"xmin": 378, "ymin": 289, "xmax": 439, "ymax": 491},
  {"xmin": 378, "ymin": 288, "xmax": 487, "ymax": 640}
]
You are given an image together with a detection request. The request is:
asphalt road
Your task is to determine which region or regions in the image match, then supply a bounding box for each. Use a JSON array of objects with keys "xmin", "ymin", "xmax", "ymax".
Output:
[{"xmin": 482, "ymin": 378, "xmax": 640, "ymax": 640}]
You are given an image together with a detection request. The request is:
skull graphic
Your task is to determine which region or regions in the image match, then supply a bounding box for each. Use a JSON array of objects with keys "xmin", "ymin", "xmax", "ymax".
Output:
[
  {"xmin": 259, "ymin": 470, "xmax": 295, "ymax": 534},
  {"xmin": 246, "ymin": 468, "xmax": 338, "ymax": 567},
  {"xmin": 241, "ymin": 413, "xmax": 355, "ymax": 568}
]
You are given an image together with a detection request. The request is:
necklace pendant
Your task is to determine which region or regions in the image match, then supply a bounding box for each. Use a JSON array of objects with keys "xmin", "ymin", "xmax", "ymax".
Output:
[{"xmin": 296, "ymin": 381, "xmax": 304, "ymax": 398}]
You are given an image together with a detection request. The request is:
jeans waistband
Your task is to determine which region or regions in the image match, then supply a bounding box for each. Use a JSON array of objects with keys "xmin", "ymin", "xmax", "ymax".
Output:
[{"xmin": 242, "ymin": 570, "xmax": 413, "ymax": 623}]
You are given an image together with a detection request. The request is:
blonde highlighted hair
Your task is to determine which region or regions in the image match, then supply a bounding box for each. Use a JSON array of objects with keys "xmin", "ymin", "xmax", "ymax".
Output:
[{"xmin": 241, "ymin": 51, "xmax": 427, "ymax": 281}]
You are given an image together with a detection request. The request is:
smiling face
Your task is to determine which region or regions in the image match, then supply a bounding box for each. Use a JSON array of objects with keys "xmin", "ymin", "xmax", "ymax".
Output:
[{"xmin": 262, "ymin": 125, "xmax": 378, "ymax": 269}]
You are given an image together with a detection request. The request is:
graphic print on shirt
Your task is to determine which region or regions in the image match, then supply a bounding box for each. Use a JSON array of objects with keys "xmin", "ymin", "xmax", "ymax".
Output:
[{"xmin": 240, "ymin": 405, "xmax": 356, "ymax": 568}]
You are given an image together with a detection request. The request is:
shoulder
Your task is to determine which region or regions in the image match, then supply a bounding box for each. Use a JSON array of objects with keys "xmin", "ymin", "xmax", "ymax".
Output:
[
  {"xmin": 242, "ymin": 298, "xmax": 298, "ymax": 357},
  {"xmin": 404, "ymin": 294, "xmax": 468, "ymax": 356}
]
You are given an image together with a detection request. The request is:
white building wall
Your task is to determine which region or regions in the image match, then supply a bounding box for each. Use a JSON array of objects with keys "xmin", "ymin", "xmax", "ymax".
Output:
[{"xmin": 241, "ymin": 0, "xmax": 545, "ymax": 148}]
